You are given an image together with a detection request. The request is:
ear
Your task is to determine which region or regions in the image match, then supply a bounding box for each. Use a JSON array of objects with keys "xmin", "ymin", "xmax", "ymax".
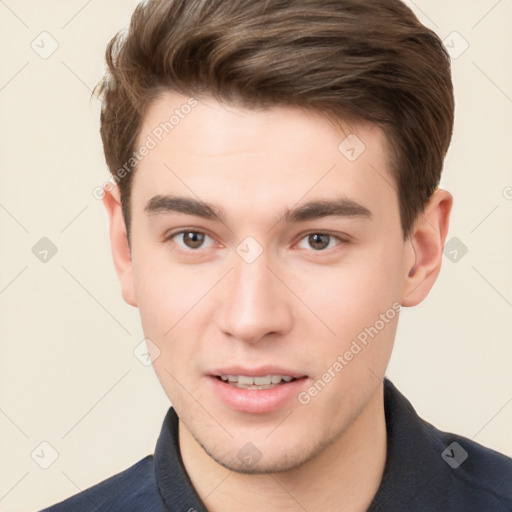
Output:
[
  {"xmin": 401, "ymin": 188, "xmax": 453, "ymax": 307},
  {"xmin": 102, "ymin": 185, "xmax": 137, "ymax": 307}
]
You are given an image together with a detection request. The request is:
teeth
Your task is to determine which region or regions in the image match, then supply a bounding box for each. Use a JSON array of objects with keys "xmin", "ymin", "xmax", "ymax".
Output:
[
  {"xmin": 238, "ymin": 375, "xmax": 254, "ymax": 385},
  {"xmin": 219, "ymin": 374, "xmax": 295, "ymax": 387},
  {"xmin": 254, "ymin": 376, "xmax": 272, "ymax": 385}
]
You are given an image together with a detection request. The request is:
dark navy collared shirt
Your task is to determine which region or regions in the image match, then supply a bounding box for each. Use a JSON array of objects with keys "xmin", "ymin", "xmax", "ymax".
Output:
[{"xmin": 40, "ymin": 379, "xmax": 512, "ymax": 511}]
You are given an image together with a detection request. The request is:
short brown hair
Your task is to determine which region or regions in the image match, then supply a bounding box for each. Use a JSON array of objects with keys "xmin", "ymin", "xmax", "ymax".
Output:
[{"xmin": 93, "ymin": 0, "xmax": 454, "ymax": 241}]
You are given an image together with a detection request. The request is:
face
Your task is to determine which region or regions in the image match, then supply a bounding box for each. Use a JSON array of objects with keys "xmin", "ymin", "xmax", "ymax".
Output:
[{"xmin": 116, "ymin": 92, "xmax": 413, "ymax": 473}]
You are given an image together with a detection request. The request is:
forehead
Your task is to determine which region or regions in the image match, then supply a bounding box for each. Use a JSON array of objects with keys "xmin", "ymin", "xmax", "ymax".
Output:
[{"xmin": 131, "ymin": 92, "xmax": 397, "ymax": 226}]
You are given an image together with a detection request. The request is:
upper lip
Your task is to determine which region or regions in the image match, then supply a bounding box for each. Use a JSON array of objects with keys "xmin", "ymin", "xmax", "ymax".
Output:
[{"xmin": 209, "ymin": 366, "xmax": 307, "ymax": 379}]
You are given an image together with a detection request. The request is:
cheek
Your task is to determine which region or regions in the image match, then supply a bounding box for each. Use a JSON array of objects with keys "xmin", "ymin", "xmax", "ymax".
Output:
[
  {"xmin": 135, "ymin": 266, "xmax": 206, "ymax": 404},
  {"xmin": 292, "ymin": 244, "xmax": 403, "ymax": 380},
  {"xmin": 299, "ymin": 251, "xmax": 402, "ymax": 331},
  {"xmin": 131, "ymin": 254, "xmax": 217, "ymax": 378},
  {"xmin": 132, "ymin": 249, "xmax": 210, "ymax": 332}
]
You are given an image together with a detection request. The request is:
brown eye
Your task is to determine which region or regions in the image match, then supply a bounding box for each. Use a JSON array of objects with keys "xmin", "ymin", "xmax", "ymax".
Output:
[
  {"xmin": 183, "ymin": 231, "xmax": 205, "ymax": 249},
  {"xmin": 307, "ymin": 233, "xmax": 331, "ymax": 250},
  {"xmin": 169, "ymin": 230, "xmax": 214, "ymax": 250},
  {"xmin": 296, "ymin": 232, "xmax": 346, "ymax": 252}
]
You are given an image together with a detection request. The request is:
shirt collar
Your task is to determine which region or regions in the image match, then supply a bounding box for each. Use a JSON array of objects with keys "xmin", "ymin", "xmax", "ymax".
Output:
[
  {"xmin": 154, "ymin": 406, "xmax": 208, "ymax": 511},
  {"xmin": 367, "ymin": 378, "xmax": 450, "ymax": 510}
]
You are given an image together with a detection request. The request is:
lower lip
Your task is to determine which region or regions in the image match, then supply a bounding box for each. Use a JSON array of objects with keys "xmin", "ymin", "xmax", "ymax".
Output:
[{"xmin": 208, "ymin": 376, "xmax": 307, "ymax": 414}]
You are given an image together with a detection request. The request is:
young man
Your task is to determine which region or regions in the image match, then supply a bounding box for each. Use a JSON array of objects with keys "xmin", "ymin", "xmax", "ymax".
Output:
[{"xmin": 42, "ymin": 0, "xmax": 512, "ymax": 510}]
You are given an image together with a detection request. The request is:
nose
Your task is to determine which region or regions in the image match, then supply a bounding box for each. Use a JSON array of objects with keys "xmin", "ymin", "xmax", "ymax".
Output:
[{"xmin": 216, "ymin": 251, "xmax": 293, "ymax": 344}]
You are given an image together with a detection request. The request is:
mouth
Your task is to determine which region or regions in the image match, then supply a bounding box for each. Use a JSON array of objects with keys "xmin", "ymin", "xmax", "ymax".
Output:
[
  {"xmin": 216, "ymin": 374, "xmax": 298, "ymax": 390},
  {"xmin": 208, "ymin": 368, "xmax": 308, "ymax": 413}
]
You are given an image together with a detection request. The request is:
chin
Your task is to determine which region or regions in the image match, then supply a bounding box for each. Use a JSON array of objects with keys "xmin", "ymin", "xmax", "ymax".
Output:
[
  {"xmin": 206, "ymin": 445, "xmax": 312, "ymax": 475},
  {"xmin": 194, "ymin": 427, "xmax": 335, "ymax": 475}
]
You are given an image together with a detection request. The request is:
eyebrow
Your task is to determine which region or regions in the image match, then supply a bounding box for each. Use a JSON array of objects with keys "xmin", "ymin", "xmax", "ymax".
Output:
[{"xmin": 144, "ymin": 195, "xmax": 372, "ymax": 223}]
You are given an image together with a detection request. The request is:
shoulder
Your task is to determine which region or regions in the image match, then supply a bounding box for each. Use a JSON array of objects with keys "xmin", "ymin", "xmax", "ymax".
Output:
[
  {"xmin": 39, "ymin": 455, "xmax": 166, "ymax": 512},
  {"xmin": 424, "ymin": 421, "xmax": 512, "ymax": 509},
  {"xmin": 374, "ymin": 380, "xmax": 512, "ymax": 511}
]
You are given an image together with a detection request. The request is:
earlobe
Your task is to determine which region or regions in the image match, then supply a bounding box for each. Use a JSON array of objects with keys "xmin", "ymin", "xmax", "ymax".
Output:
[
  {"xmin": 401, "ymin": 189, "xmax": 452, "ymax": 307},
  {"xmin": 102, "ymin": 185, "xmax": 138, "ymax": 307}
]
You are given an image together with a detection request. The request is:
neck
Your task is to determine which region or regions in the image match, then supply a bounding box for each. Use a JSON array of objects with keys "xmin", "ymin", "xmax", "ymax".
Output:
[{"xmin": 179, "ymin": 383, "xmax": 387, "ymax": 512}]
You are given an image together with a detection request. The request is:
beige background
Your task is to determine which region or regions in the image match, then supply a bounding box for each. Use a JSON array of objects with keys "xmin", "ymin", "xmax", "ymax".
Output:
[{"xmin": 0, "ymin": 1, "xmax": 511, "ymax": 510}]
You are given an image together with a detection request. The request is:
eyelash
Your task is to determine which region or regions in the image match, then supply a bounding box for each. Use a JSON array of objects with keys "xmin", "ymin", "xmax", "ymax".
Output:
[{"xmin": 164, "ymin": 229, "xmax": 349, "ymax": 254}]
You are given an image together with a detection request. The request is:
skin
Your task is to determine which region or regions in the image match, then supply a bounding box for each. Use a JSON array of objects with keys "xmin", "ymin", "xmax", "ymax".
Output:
[{"xmin": 103, "ymin": 92, "xmax": 452, "ymax": 511}]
